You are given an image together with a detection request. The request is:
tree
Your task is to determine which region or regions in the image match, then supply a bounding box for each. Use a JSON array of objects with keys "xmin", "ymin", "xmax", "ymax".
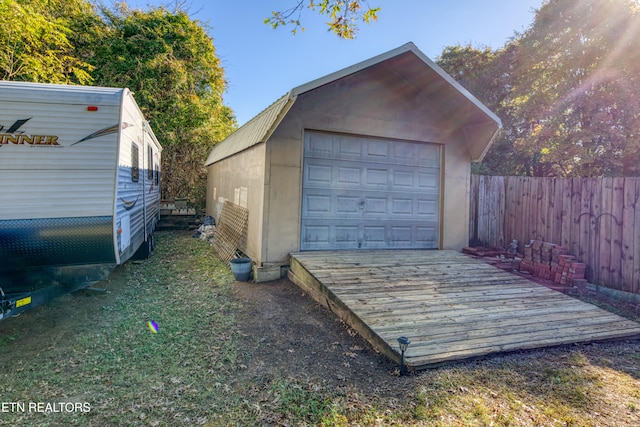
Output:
[
  {"xmin": 504, "ymin": 0, "xmax": 640, "ymax": 177},
  {"xmin": 436, "ymin": 43, "xmax": 519, "ymax": 175},
  {"xmin": 439, "ymin": 0, "xmax": 640, "ymax": 177},
  {"xmin": 0, "ymin": 0, "xmax": 96, "ymax": 83},
  {"xmin": 266, "ymin": 0, "xmax": 380, "ymax": 38},
  {"xmin": 91, "ymin": 4, "xmax": 236, "ymax": 204}
]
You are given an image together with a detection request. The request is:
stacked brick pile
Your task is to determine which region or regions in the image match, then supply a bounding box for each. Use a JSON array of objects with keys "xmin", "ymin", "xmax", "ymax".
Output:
[{"xmin": 520, "ymin": 240, "xmax": 588, "ymax": 289}]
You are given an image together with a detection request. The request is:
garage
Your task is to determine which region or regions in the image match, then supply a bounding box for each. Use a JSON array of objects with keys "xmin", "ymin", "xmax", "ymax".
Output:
[
  {"xmin": 301, "ymin": 131, "xmax": 440, "ymax": 250},
  {"xmin": 205, "ymin": 42, "xmax": 501, "ymax": 281}
]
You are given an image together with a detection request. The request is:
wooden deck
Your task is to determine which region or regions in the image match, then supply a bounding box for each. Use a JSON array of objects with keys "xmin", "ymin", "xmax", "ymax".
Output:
[{"xmin": 288, "ymin": 250, "xmax": 640, "ymax": 370}]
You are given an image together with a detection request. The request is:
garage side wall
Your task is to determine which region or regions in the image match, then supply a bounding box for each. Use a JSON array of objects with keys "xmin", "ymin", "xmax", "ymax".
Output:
[{"xmin": 206, "ymin": 143, "xmax": 266, "ymax": 263}]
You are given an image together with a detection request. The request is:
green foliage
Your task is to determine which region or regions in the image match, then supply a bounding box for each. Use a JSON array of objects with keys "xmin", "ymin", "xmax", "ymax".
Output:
[
  {"xmin": 506, "ymin": 0, "xmax": 640, "ymax": 177},
  {"xmin": 0, "ymin": 0, "xmax": 95, "ymax": 83},
  {"xmin": 90, "ymin": 4, "xmax": 236, "ymax": 204},
  {"xmin": 266, "ymin": 0, "xmax": 380, "ymax": 38},
  {"xmin": 439, "ymin": 0, "xmax": 640, "ymax": 177}
]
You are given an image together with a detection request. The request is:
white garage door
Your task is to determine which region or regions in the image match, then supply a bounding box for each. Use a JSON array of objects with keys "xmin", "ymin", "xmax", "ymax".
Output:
[{"xmin": 301, "ymin": 131, "xmax": 440, "ymax": 250}]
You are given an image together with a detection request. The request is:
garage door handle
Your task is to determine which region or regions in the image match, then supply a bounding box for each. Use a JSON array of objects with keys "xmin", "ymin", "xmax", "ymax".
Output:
[{"xmin": 358, "ymin": 199, "xmax": 366, "ymax": 208}]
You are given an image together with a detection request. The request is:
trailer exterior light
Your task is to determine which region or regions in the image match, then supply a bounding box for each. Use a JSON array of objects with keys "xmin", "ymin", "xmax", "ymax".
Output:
[{"xmin": 87, "ymin": 106, "xmax": 98, "ymax": 111}]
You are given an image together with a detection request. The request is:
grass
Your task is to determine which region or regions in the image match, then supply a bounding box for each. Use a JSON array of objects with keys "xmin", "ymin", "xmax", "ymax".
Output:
[
  {"xmin": 1, "ymin": 231, "xmax": 639, "ymax": 426},
  {"xmin": 0, "ymin": 231, "xmax": 246, "ymax": 426}
]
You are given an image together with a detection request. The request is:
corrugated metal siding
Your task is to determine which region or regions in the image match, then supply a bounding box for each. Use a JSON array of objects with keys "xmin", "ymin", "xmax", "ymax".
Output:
[
  {"xmin": 0, "ymin": 170, "xmax": 115, "ymax": 219},
  {"xmin": 0, "ymin": 90, "xmax": 121, "ymax": 220},
  {"xmin": 205, "ymin": 94, "xmax": 292, "ymax": 165},
  {"xmin": 114, "ymin": 92, "xmax": 162, "ymax": 263}
]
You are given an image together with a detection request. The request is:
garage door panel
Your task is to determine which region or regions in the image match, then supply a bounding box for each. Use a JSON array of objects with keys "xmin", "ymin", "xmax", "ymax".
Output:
[
  {"xmin": 306, "ymin": 164, "xmax": 333, "ymax": 184},
  {"xmin": 417, "ymin": 226, "xmax": 438, "ymax": 245},
  {"xmin": 302, "ymin": 132, "xmax": 440, "ymax": 250},
  {"xmin": 418, "ymin": 199, "xmax": 438, "ymax": 217},
  {"xmin": 391, "ymin": 198, "xmax": 413, "ymax": 215},
  {"xmin": 338, "ymin": 137, "xmax": 362, "ymax": 157},
  {"xmin": 306, "ymin": 194, "xmax": 332, "ymax": 214},
  {"xmin": 302, "ymin": 222, "xmax": 440, "ymax": 250},
  {"xmin": 366, "ymin": 140, "xmax": 389, "ymax": 159},
  {"xmin": 363, "ymin": 226, "xmax": 386, "ymax": 245},
  {"xmin": 303, "ymin": 225, "xmax": 331, "ymax": 247},
  {"xmin": 304, "ymin": 192, "xmax": 438, "ymax": 219},
  {"xmin": 418, "ymin": 171, "xmax": 439, "ymax": 189},
  {"xmin": 389, "ymin": 226, "xmax": 412, "ymax": 245},
  {"xmin": 338, "ymin": 166, "xmax": 361, "ymax": 185},
  {"xmin": 307, "ymin": 132, "xmax": 335, "ymax": 157},
  {"xmin": 366, "ymin": 168, "xmax": 388, "ymax": 186},
  {"xmin": 336, "ymin": 226, "xmax": 359, "ymax": 244},
  {"xmin": 392, "ymin": 141, "xmax": 415, "ymax": 161},
  {"xmin": 336, "ymin": 195, "xmax": 360, "ymax": 214},
  {"xmin": 363, "ymin": 197, "xmax": 387, "ymax": 215},
  {"xmin": 392, "ymin": 170, "xmax": 414, "ymax": 188}
]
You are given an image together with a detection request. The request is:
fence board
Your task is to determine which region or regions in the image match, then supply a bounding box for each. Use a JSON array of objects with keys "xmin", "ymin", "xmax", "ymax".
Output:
[
  {"xmin": 635, "ymin": 181, "xmax": 640, "ymax": 294},
  {"xmin": 600, "ymin": 177, "xmax": 613, "ymax": 287},
  {"xmin": 611, "ymin": 178, "xmax": 624, "ymax": 290},
  {"xmin": 570, "ymin": 178, "xmax": 582, "ymax": 260},
  {"xmin": 553, "ymin": 178, "xmax": 564, "ymax": 247},
  {"xmin": 588, "ymin": 178, "xmax": 600, "ymax": 284},
  {"xmin": 561, "ymin": 179, "xmax": 573, "ymax": 250},
  {"xmin": 470, "ymin": 175, "xmax": 640, "ymax": 295},
  {"xmin": 622, "ymin": 179, "xmax": 637, "ymax": 294},
  {"xmin": 524, "ymin": 177, "xmax": 532, "ymax": 242},
  {"xmin": 537, "ymin": 178, "xmax": 546, "ymax": 241},
  {"xmin": 469, "ymin": 172, "xmax": 479, "ymax": 244},
  {"xmin": 513, "ymin": 177, "xmax": 523, "ymax": 249}
]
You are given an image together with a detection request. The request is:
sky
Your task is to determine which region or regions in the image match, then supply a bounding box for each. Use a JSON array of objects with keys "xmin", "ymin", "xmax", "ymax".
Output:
[{"xmin": 123, "ymin": 0, "xmax": 545, "ymax": 126}]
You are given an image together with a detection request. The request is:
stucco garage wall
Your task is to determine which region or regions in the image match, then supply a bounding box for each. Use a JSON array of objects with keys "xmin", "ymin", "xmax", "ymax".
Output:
[
  {"xmin": 441, "ymin": 137, "xmax": 472, "ymax": 250},
  {"xmin": 206, "ymin": 143, "xmax": 266, "ymax": 263},
  {"xmin": 261, "ymin": 76, "xmax": 473, "ymax": 264}
]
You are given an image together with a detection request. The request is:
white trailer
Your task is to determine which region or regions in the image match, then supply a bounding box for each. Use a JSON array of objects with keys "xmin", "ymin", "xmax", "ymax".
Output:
[{"xmin": 0, "ymin": 81, "xmax": 162, "ymax": 318}]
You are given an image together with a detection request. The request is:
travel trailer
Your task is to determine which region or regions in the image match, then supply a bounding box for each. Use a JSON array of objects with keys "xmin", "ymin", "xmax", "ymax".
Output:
[{"xmin": 0, "ymin": 81, "xmax": 162, "ymax": 319}]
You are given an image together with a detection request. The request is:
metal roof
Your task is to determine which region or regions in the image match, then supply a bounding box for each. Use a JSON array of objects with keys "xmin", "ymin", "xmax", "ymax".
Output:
[
  {"xmin": 205, "ymin": 94, "xmax": 294, "ymax": 166},
  {"xmin": 205, "ymin": 42, "xmax": 502, "ymax": 166}
]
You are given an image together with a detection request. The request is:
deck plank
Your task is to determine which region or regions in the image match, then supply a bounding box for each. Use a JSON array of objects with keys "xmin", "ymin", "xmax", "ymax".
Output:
[{"xmin": 288, "ymin": 250, "xmax": 640, "ymax": 370}]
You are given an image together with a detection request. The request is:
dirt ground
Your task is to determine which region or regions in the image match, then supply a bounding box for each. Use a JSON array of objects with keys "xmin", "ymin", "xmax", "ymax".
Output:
[{"xmin": 231, "ymin": 278, "xmax": 408, "ymax": 395}]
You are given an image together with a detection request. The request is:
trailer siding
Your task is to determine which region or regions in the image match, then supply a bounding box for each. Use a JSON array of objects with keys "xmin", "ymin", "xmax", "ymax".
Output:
[{"xmin": 0, "ymin": 81, "xmax": 161, "ymax": 284}]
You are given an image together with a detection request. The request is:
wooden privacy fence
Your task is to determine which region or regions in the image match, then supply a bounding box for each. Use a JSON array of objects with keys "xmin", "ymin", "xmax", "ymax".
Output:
[{"xmin": 470, "ymin": 175, "xmax": 640, "ymax": 295}]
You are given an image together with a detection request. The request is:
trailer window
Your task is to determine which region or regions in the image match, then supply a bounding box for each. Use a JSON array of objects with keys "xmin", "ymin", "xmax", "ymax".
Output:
[
  {"xmin": 155, "ymin": 163, "xmax": 160, "ymax": 185},
  {"xmin": 147, "ymin": 146, "xmax": 153, "ymax": 180},
  {"xmin": 131, "ymin": 144, "xmax": 139, "ymax": 182}
]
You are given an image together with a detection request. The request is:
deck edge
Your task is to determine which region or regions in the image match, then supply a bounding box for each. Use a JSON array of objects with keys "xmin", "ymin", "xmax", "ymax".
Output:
[{"xmin": 288, "ymin": 255, "xmax": 402, "ymax": 366}]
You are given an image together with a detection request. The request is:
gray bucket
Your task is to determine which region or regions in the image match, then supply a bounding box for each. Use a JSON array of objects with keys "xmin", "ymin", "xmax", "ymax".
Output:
[{"xmin": 230, "ymin": 258, "xmax": 252, "ymax": 281}]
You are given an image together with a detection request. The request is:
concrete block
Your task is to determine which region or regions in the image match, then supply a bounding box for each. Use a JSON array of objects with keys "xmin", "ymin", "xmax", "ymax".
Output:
[{"xmin": 253, "ymin": 264, "xmax": 284, "ymax": 283}]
